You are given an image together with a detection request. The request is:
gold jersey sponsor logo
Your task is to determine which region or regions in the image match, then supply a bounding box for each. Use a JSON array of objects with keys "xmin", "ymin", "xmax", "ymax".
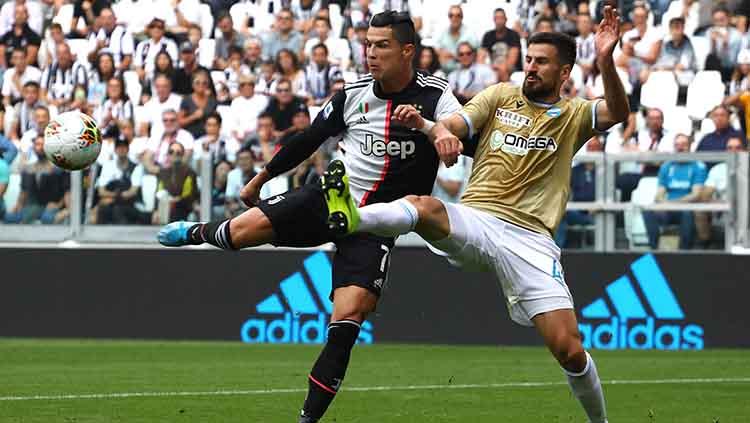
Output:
[
  {"xmin": 495, "ymin": 108, "xmax": 532, "ymax": 128},
  {"xmin": 490, "ymin": 130, "xmax": 557, "ymax": 156}
]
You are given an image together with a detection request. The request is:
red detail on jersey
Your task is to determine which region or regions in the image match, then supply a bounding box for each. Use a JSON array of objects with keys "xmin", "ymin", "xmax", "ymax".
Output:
[{"xmin": 360, "ymin": 100, "xmax": 392, "ymax": 206}]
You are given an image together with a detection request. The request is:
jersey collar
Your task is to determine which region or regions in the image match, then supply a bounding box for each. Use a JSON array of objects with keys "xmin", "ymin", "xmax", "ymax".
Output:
[{"xmin": 373, "ymin": 70, "xmax": 419, "ymax": 100}]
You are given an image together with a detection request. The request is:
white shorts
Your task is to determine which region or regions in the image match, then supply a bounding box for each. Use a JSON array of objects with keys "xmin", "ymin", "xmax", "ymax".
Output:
[{"xmin": 427, "ymin": 201, "xmax": 574, "ymax": 327}]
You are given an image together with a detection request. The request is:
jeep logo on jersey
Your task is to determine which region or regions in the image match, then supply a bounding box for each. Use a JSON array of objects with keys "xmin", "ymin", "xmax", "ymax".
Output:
[
  {"xmin": 361, "ymin": 134, "xmax": 416, "ymax": 159},
  {"xmin": 490, "ymin": 130, "xmax": 557, "ymax": 156},
  {"xmin": 495, "ymin": 109, "xmax": 532, "ymax": 128}
]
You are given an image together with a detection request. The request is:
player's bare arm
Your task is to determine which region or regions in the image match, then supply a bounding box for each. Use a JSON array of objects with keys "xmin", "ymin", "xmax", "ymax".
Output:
[
  {"xmin": 594, "ymin": 6, "xmax": 630, "ymax": 131},
  {"xmin": 392, "ymin": 104, "xmax": 464, "ymax": 167}
]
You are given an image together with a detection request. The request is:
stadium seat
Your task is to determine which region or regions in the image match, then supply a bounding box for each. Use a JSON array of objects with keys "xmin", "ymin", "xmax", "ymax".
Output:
[
  {"xmin": 689, "ymin": 36, "xmax": 710, "ymax": 71},
  {"xmin": 216, "ymin": 105, "xmax": 234, "ymax": 136},
  {"xmin": 510, "ymin": 71, "xmax": 525, "ymax": 86},
  {"xmin": 625, "ymin": 176, "xmax": 659, "ymax": 248},
  {"xmin": 2, "ymin": 172, "xmax": 21, "ymax": 212},
  {"xmin": 592, "ymin": 67, "xmax": 632, "ymax": 97},
  {"xmin": 52, "ymin": 4, "xmax": 74, "ymax": 34},
  {"xmin": 138, "ymin": 174, "xmax": 158, "ymax": 213},
  {"xmin": 198, "ymin": 39, "xmax": 215, "ymax": 69},
  {"xmin": 662, "ymin": 106, "xmax": 693, "ymax": 136},
  {"xmin": 133, "ymin": 105, "xmax": 148, "ymax": 130},
  {"xmin": 686, "ymin": 70, "xmax": 725, "ymax": 120},
  {"xmin": 122, "ymin": 71, "xmax": 142, "ymax": 105},
  {"xmin": 639, "ymin": 71, "xmax": 678, "ymax": 110}
]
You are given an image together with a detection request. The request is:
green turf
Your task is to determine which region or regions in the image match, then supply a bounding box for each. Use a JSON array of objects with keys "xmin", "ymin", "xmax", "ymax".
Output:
[{"xmin": 1, "ymin": 339, "xmax": 749, "ymax": 422}]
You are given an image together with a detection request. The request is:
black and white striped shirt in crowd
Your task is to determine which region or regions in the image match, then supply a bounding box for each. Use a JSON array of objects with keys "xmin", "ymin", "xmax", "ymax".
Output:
[
  {"xmin": 88, "ymin": 25, "xmax": 135, "ymax": 68},
  {"xmin": 304, "ymin": 62, "xmax": 342, "ymax": 104},
  {"xmin": 40, "ymin": 61, "xmax": 88, "ymax": 100}
]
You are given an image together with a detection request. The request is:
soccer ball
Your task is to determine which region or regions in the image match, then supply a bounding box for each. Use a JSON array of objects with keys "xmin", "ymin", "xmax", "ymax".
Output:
[{"xmin": 43, "ymin": 111, "xmax": 102, "ymax": 171}]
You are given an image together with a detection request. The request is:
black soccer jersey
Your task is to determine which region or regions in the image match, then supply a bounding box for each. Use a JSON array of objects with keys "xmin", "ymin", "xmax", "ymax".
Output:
[{"xmin": 313, "ymin": 71, "xmax": 461, "ymax": 205}]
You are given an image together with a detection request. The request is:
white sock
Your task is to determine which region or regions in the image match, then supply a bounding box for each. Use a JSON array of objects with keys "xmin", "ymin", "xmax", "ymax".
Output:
[
  {"xmin": 564, "ymin": 351, "xmax": 608, "ymax": 423},
  {"xmin": 357, "ymin": 198, "xmax": 419, "ymax": 237}
]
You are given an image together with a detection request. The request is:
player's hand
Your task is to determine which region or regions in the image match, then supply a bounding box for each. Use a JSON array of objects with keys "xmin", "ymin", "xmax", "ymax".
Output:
[
  {"xmin": 391, "ymin": 104, "xmax": 424, "ymax": 130},
  {"xmin": 595, "ymin": 6, "xmax": 621, "ymax": 60},
  {"xmin": 433, "ymin": 131, "xmax": 463, "ymax": 167},
  {"xmin": 240, "ymin": 169, "xmax": 270, "ymax": 207}
]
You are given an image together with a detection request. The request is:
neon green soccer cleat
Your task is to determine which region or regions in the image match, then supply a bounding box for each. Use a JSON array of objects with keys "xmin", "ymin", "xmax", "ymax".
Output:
[{"xmin": 321, "ymin": 160, "xmax": 360, "ymax": 236}]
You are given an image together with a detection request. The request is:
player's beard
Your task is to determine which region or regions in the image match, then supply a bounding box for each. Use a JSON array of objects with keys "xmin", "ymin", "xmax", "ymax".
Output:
[{"xmin": 522, "ymin": 74, "xmax": 556, "ymax": 102}]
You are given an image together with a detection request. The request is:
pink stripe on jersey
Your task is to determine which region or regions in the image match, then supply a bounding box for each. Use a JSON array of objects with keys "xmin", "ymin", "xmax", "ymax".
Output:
[{"xmin": 360, "ymin": 100, "xmax": 393, "ymax": 206}]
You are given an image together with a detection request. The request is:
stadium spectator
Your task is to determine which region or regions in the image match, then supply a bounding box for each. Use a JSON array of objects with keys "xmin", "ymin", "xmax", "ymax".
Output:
[
  {"xmin": 87, "ymin": 8, "xmax": 134, "ymax": 72},
  {"xmin": 0, "ymin": 148, "xmax": 8, "ymax": 220},
  {"xmin": 255, "ymin": 58, "xmax": 278, "ymax": 96},
  {"xmin": 575, "ymin": 12, "xmax": 596, "ymax": 83},
  {"xmin": 305, "ymin": 43, "xmax": 342, "ymax": 106},
  {"xmin": 112, "ymin": 0, "xmax": 154, "ymax": 36},
  {"xmin": 9, "ymin": 80, "xmax": 40, "ymax": 141},
  {"xmin": 40, "ymin": 43, "xmax": 88, "ymax": 109},
  {"xmin": 704, "ymin": 5, "xmax": 743, "ymax": 81},
  {"xmin": 96, "ymin": 138, "xmax": 143, "ymax": 224},
  {"xmin": 622, "ymin": 3, "xmax": 663, "ymax": 66},
  {"xmin": 140, "ymin": 74, "xmax": 182, "ymax": 137},
  {"xmin": 229, "ymin": 0, "xmax": 276, "ymax": 38},
  {"xmin": 222, "ymin": 45, "xmax": 250, "ymax": 97},
  {"xmin": 69, "ymin": 0, "xmax": 111, "ymax": 38},
  {"xmin": 729, "ymin": 48, "xmax": 750, "ymax": 95},
  {"xmin": 211, "ymin": 159, "xmax": 230, "ymax": 219},
  {"xmin": 724, "ymin": 65, "xmax": 750, "ymax": 140},
  {"xmin": 0, "ymin": 3, "xmax": 41, "ymax": 68},
  {"xmin": 0, "ymin": 0, "xmax": 43, "ymax": 36},
  {"xmin": 478, "ymin": 8, "xmax": 522, "ymax": 73},
  {"xmin": 18, "ymin": 103, "xmax": 48, "ymax": 163},
  {"xmin": 154, "ymin": 0, "xmax": 202, "ymax": 38},
  {"xmin": 2, "ymin": 47, "xmax": 40, "ymax": 106},
  {"xmin": 349, "ymin": 20, "xmax": 369, "ymax": 75},
  {"xmin": 278, "ymin": 102, "xmax": 310, "ymax": 147},
  {"xmin": 87, "ymin": 51, "xmax": 116, "ymax": 108},
  {"xmin": 643, "ymin": 133, "xmax": 706, "ymax": 250},
  {"xmin": 262, "ymin": 8, "xmax": 303, "ymax": 60},
  {"xmin": 263, "ymin": 78, "xmax": 303, "ymax": 138},
  {"xmin": 242, "ymin": 37, "xmax": 263, "ymax": 75},
  {"xmin": 144, "ymin": 108, "xmax": 194, "ymax": 171},
  {"xmin": 435, "ymin": 5, "xmax": 478, "ymax": 73},
  {"xmin": 178, "ymin": 69, "xmax": 217, "ymax": 138},
  {"xmin": 417, "ymin": 46, "xmax": 446, "ymax": 79},
  {"xmin": 533, "ymin": 16, "xmax": 555, "ymax": 33},
  {"xmin": 696, "ymin": 136, "xmax": 745, "ymax": 247},
  {"xmin": 193, "ymin": 112, "xmax": 240, "ymax": 169},
  {"xmin": 38, "ymin": 22, "xmax": 65, "ymax": 69},
  {"xmin": 94, "ymin": 76, "xmax": 134, "ymax": 140},
  {"xmin": 133, "ymin": 17, "xmax": 178, "ymax": 82},
  {"xmin": 214, "ymin": 12, "xmax": 245, "ymax": 71},
  {"xmin": 230, "ymin": 73, "xmax": 268, "ymax": 143},
  {"xmin": 555, "ymin": 137, "xmax": 602, "ymax": 248},
  {"xmin": 448, "ymin": 42, "xmax": 495, "ymax": 104},
  {"xmin": 491, "ymin": 57, "xmax": 511, "ymax": 84},
  {"xmin": 303, "ymin": 16, "xmax": 350, "ymax": 69},
  {"xmin": 653, "ymin": 17, "xmax": 697, "ymax": 86},
  {"xmin": 154, "ymin": 141, "xmax": 198, "ymax": 223},
  {"xmin": 173, "ymin": 41, "xmax": 211, "ymax": 96},
  {"xmin": 143, "ymin": 50, "xmax": 177, "ymax": 101},
  {"xmin": 224, "ymin": 146, "xmax": 255, "ymax": 217},
  {"xmin": 696, "ymin": 105, "xmax": 746, "ymax": 151},
  {"xmin": 662, "ymin": 0, "xmax": 700, "ymax": 36},
  {"xmin": 4, "ymin": 135, "xmax": 69, "ymax": 224},
  {"xmin": 244, "ymin": 112, "xmax": 277, "ymax": 165}
]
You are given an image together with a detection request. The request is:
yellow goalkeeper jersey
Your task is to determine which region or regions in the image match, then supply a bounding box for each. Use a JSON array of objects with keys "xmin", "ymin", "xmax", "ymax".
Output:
[{"xmin": 459, "ymin": 83, "xmax": 599, "ymax": 237}]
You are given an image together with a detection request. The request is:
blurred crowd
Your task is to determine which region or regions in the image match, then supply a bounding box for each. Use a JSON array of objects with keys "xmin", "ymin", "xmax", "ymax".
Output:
[{"xmin": 0, "ymin": 0, "xmax": 748, "ymax": 250}]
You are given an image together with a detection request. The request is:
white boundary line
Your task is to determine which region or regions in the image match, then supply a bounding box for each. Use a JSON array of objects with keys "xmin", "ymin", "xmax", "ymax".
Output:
[{"xmin": 2, "ymin": 377, "xmax": 749, "ymax": 402}]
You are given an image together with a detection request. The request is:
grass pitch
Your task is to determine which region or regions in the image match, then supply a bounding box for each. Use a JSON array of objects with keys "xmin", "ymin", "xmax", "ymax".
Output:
[{"xmin": 1, "ymin": 339, "xmax": 749, "ymax": 422}]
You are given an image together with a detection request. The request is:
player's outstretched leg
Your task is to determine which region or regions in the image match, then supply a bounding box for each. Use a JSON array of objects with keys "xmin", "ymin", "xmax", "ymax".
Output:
[
  {"xmin": 322, "ymin": 161, "xmax": 450, "ymax": 241},
  {"xmin": 299, "ymin": 286, "xmax": 377, "ymax": 423},
  {"xmin": 533, "ymin": 309, "xmax": 608, "ymax": 423},
  {"xmin": 157, "ymin": 207, "xmax": 275, "ymax": 249}
]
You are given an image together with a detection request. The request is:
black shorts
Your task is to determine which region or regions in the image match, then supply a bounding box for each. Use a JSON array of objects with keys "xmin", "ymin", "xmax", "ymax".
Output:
[{"xmin": 257, "ymin": 184, "xmax": 395, "ymax": 298}]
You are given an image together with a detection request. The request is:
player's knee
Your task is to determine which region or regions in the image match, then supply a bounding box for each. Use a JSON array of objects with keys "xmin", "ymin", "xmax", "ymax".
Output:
[
  {"xmin": 551, "ymin": 334, "xmax": 586, "ymax": 371},
  {"xmin": 406, "ymin": 195, "xmax": 443, "ymax": 220}
]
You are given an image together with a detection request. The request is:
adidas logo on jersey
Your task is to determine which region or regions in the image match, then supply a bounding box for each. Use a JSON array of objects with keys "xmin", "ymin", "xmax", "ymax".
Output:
[
  {"xmin": 241, "ymin": 251, "xmax": 374, "ymax": 344},
  {"xmin": 361, "ymin": 133, "xmax": 416, "ymax": 159},
  {"xmin": 578, "ymin": 254, "xmax": 704, "ymax": 350},
  {"xmin": 353, "ymin": 115, "xmax": 369, "ymax": 126}
]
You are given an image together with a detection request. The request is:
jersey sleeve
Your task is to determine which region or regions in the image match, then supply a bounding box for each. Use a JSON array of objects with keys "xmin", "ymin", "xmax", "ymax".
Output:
[
  {"xmin": 434, "ymin": 87, "xmax": 462, "ymax": 120},
  {"xmin": 459, "ymin": 83, "xmax": 502, "ymax": 138},
  {"xmin": 575, "ymin": 98, "xmax": 602, "ymax": 151},
  {"xmin": 264, "ymin": 90, "xmax": 347, "ymax": 177}
]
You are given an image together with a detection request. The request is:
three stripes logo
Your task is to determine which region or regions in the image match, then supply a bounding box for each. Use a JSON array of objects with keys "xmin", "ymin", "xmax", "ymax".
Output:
[
  {"xmin": 578, "ymin": 254, "xmax": 704, "ymax": 350},
  {"xmin": 240, "ymin": 252, "xmax": 374, "ymax": 344}
]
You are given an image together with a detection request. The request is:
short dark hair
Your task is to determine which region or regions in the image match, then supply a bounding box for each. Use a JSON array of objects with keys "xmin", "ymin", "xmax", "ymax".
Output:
[
  {"xmin": 527, "ymin": 31, "xmax": 577, "ymax": 67},
  {"xmin": 534, "ymin": 16, "xmax": 555, "ymax": 30},
  {"xmin": 314, "ymin": 16, "xmax": 331, "ymax": 28},
  {"xmin": 237, "ymin": 146, "xmax": 253, "ymax": 157},
  {"xmin": 369, "ymin": 11, "xmax": 416, "ymax": 45},
  {"xmin": 494, "ymin": 8, "xmax": 505, "ymax": 15},
  {"xmin": 311, "ymin": 42, "xmax": 328, "ymax": 55},
  {"xmin": 23, "ymin": 80, "xmax": 39, "ymax": 89},
  {"xmin": 206, "ymin": 112, "xmax": 222, "ymax": 125}
]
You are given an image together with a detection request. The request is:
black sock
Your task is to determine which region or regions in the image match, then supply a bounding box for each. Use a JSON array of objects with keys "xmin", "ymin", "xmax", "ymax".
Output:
[
  {"xmin": 300, "ymin": 320, "xmax": 360, "ymax": 421},
  {"xmin": 188, "ymin": 220, "xmax": 236, "ymax": 250}
]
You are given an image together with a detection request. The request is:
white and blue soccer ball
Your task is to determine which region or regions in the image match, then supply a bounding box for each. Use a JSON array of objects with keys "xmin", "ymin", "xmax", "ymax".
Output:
[{"xmin": 43, "ymin": 111, "xmax": 102, "ymax": 171}]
